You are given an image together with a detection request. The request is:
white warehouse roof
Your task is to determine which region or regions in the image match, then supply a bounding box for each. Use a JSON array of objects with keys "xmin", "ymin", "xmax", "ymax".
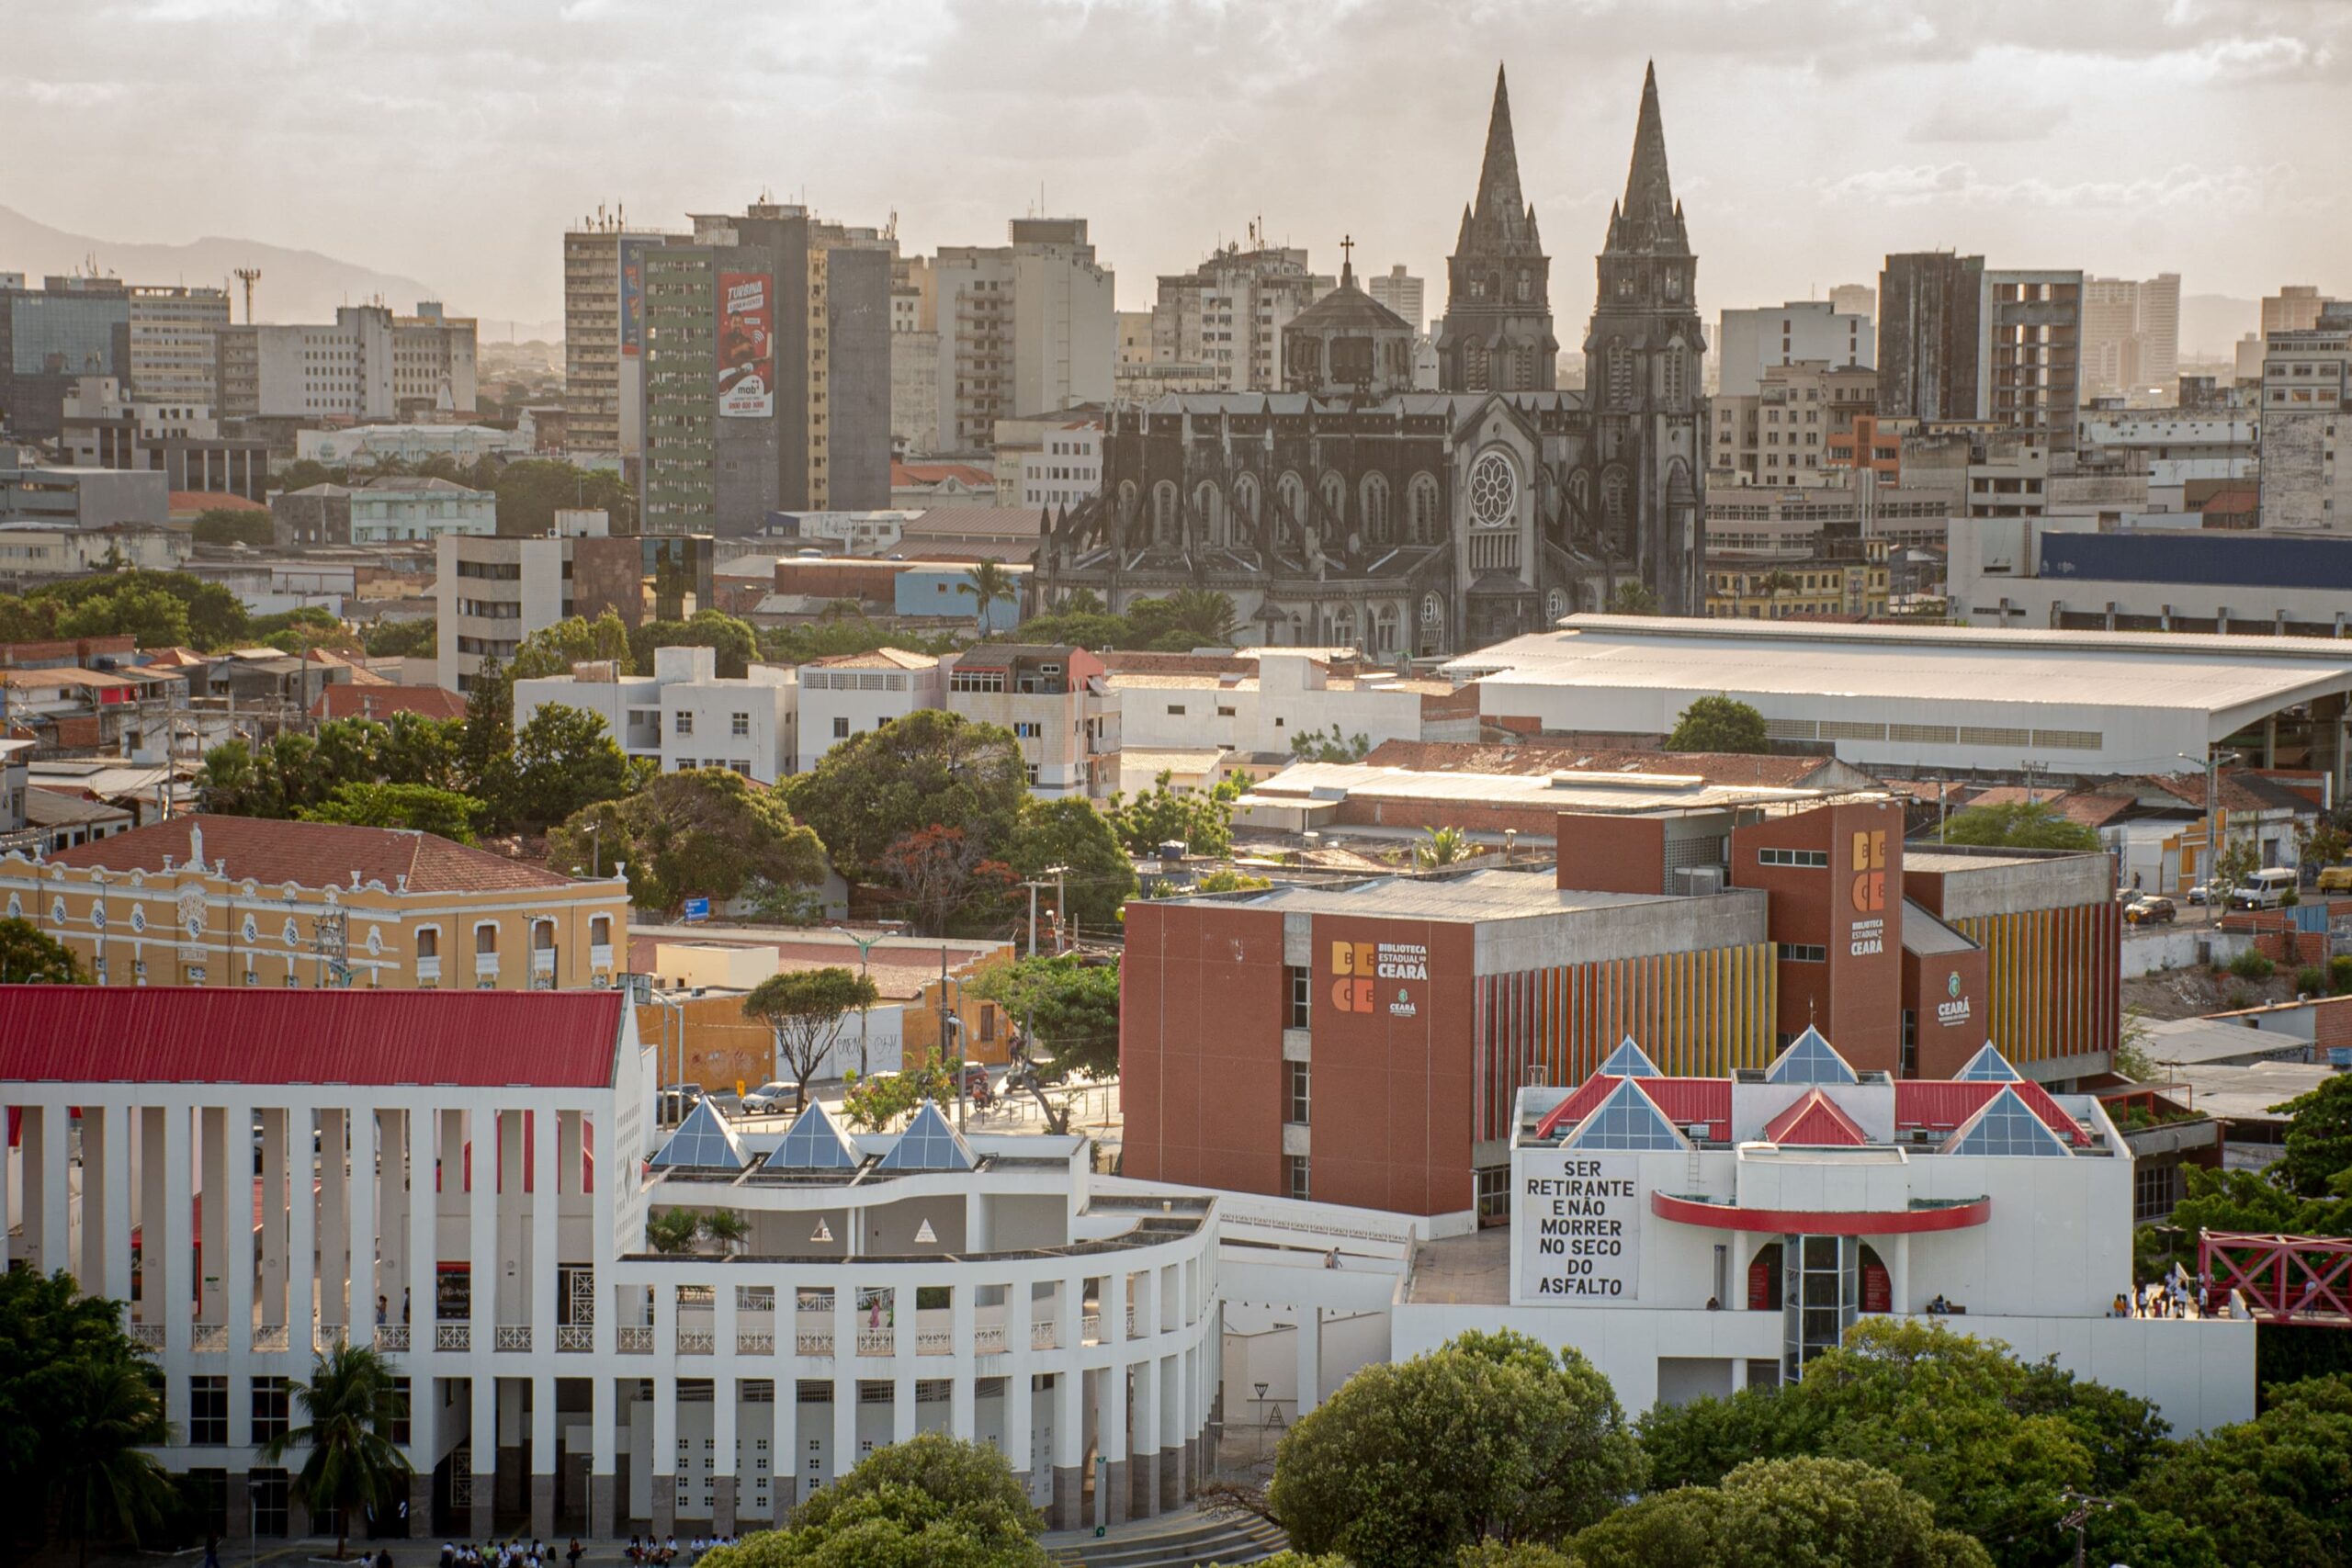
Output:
[{"xmin": 1445, "ymin": 616, "xmax": 2352, "ymax": 775}]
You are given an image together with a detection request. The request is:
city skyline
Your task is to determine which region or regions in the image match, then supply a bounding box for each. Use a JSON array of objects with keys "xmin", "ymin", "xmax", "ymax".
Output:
[{"xmin": 8, "ymin": 0, "xmax": 2348, "ymax": 334}]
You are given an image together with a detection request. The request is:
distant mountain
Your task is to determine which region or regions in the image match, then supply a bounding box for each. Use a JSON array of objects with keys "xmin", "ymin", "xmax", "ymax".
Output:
[
  {"xmin": 0, "ymin": 204, "xmax": 442, "ymax": 324},
  {"xmin": 2180, "ymin": 294, "xmax": 2256, "ymax": 361}
]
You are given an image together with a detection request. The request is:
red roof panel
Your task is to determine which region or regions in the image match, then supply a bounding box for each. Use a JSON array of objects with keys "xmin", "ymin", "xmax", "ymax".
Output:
[
  {"xmin": 0, "ymin": 987, "xmax": 624, "ymax": 1089},
  {"xmin": 1639, "ymin": 1078, "xmax": 1734, "ymax": 1140},
  {"xmin": 1895, "ymin": 1078, "xmax": 2084, "ymax": 1144},
  {"xmin": 1764, "ymin": 1089, "xmax": 1870, "ymax": 1146}
]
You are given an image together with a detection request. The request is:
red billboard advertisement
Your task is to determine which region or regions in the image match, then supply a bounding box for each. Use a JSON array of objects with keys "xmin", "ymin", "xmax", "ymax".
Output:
[{"xmin": 718, "ymin": 271, "xmax": 774, "ymax": 418}]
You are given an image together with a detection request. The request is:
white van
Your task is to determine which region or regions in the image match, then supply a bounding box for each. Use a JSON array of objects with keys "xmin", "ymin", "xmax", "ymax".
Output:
[{"xmin": 2228, "ymin": 867, "xmax": 2299, "ymax": 910}]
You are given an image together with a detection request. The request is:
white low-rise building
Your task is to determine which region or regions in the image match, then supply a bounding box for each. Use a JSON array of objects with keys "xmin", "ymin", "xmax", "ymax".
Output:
[
  {"xmin": 514, "ymin": 645, "xmax": 797, "ymax": 784},
  {"xmin": 0, "ymin": 987, "xmax": 1219, "ymax": 1541},
  {"xmin": 794, "ymin": 650, "xmax": 944, "ymax": 774}
]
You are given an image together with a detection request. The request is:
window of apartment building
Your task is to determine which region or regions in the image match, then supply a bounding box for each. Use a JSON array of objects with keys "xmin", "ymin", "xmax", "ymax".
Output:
[
  {"xmin": 1024, "ymin": 764, "xmax": 1040, "ymax": 785},
  {"xmin": 251, "ymin": 1376, "xmax": 290, "ymax": 1444},
  {"xmin": 1014, "ymin": 721, "xmax": 1041, "ymax": 739},
  {"xmin": 1216, "ymin": 705, "xmax": 1236, "ymax": 718},
  {"xmin": 831, "ymin": 717, "xmax": 850, "ymax": 739},
  {"xmin": 1286, "ymin": 965, "xmax": 1311, "ymax": 1029},
  {"xmin": 591, "ymin": 915, "xmax": 612, "ymax": 947},
  {"xmin": 1165, "ymin": 704, "xmax": 1185, "ymax": 716},
  {"xmin": 1757, "ymin": 848, "xmax": 1828, "ymax": 868},
  {"xmin": 1285, "ymin": 1060, "xmax": 1311, "ymax": 1125},
  {"xmin": 950, "ymin": 670, "xmax": 1005, "ymax": 694},
  {"xmin": 1284, "ymin": 1156, "xmax": 1310, "ymax": 1202},
  {"xmin": 188, "ymin": 1376, "xmax": 228, "ymax": 1445},
  {"xmin": 475, "ymin": 923, "xmax": 498, "ymax": 956},
  {"xmin": 415, "ymin": 927, "xmax": 438, "ymax": 961},
  {"xmin": 730, "ymin": 712, "xmax": 750, "ymax": 737},
  {"xmin": 674, "ymin": 711, "xmax": 693, "ymax": 735}
]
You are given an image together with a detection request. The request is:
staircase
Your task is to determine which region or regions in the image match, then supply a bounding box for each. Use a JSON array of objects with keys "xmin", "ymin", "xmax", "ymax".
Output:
[{"xmin": 1045, "ymin": 1506, "xmax": 1291, "ymax": 1568}]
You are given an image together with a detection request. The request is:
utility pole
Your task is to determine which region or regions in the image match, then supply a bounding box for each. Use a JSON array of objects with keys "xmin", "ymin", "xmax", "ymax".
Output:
[
  {"xmin": 831, "ymin": 924, "xmax": 887, "ymax": 1078},
  {"xmin": 1019, "ymin": 867, "xmax": 1066, "ymax": 957}
]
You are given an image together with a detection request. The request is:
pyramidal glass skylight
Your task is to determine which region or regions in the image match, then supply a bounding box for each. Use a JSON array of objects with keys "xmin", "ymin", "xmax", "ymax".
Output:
[
  {"xmin": 774, "ymin": 1100, "xmax": 861, "ymax": 1170},
  {"xmin": 1596, "ymin": 1036, "xmax": 1662, "ymax": 1077},
  {"xmin": 1954, "ymin": 1043, "xmax": 2020, "ymax": 1082},
  {"xmin": 649, "ymin": 1099, "xmax": 749, "ymax": 1171},
  {"xmin": 1765, "ymin": 1025, "xmax": 1859, "ymax": 1085},
  {"xmin": 875, "ymin": 1100, "xmax": 977, "ymax": 1172},
  {"xmin": 1563, "ymin": 1077, "xmax": 1688, "ymax": 1151},
  {"xmin": 1943, "ymin": 1085, "xmax": 2072, "ymax": 1157}
]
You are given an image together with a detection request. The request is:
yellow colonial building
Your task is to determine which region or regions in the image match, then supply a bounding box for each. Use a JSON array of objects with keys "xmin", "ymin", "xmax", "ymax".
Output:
[{"xmin": 2, "ymin": 815, "xmax": 628, "ymax": 990}]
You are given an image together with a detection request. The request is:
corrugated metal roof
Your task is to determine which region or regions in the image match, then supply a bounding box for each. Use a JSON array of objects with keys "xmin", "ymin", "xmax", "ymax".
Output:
[
  {"xmin": 0, "ymin": 987, "xmax": 624, "ymax": 1089},
  {"xmin": 1764, "ymin": 1088, "xmax": 1870, "ymax": 1146},
  {"xmin": 1894, "ymin": 1077, "xmax": 2085, "ymax": 1144},
  {"xmin": 1639, "ymin": 1077, "xmax": 1733, "ymax": 1139}
]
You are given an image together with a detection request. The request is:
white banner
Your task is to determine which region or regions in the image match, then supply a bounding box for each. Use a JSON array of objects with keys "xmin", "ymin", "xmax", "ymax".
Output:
[{"xmin": 1514, "ymin": 1149, "xmax": 1642, "ymax": 1304}]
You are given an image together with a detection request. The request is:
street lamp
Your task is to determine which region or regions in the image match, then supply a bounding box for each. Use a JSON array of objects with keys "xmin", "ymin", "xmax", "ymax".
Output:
[{"xmin": 2177, "ymin": 749, "xmax": 2242, "ymax": 897}]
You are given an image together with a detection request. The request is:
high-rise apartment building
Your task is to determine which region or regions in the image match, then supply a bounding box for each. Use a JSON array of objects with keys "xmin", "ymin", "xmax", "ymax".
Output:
[
  {"xmin": 634, "ymin": 202, "xmax": 894, "ymax": 535},
  {"xmin": 126, "ymin": 286, "xmax": 230, "ymax": 406},
  {"xmin": 2257, "ymin": 298, "xmax": 2351, "ymax": 532},
  {"xmin": 1367, "ymin": 265, "xmax": 1426, "ymax": 336},
  {"xmin": 889, "ymin": 254, "xmax": 939, "ymax": 457},
  {"xmin": 1829, "ymin": 282, "xmax": 1875, "ymax": 320},
  {"xmin": 1877, "ymin": 254, "xmax": 2081, "ymax": 450},
  {"xmin": 564, "ymin": 216, "xmax": 672, "ymax": 463},
  {"xmin": 933, "ymin": 218, "xmax": 1115, "ymax": 454},
  {"xmin": 2079, "ymin": 273, "xmax": 2178, "ymax": 401},
  {"xmin": 0, "ymin": 276, "xmax": 130, "ymax": 440},
  {"xmin": 212, "ymin": 303, "xmax": 475, "ymax": 423},
  {"xmin": 1148, "ymin": 241, "xmax": 1329, "ymax": 394},
  {"xmin": 2264, "ymin": 286, "xmax": 2325, "ymax": 336},
  {"xmin": 1715, "ymin": 299, "xmax": 1871, "ymax": 397}
]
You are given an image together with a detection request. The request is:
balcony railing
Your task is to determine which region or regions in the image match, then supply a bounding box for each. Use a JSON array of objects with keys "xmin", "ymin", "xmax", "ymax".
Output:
[
  {"xmin": 1032, "ymin": 1321, "xmax": 1057, "ymax": 1351},
  {"xmin": 558, "ymin": 1326, "xmax": 594, "ymax": 1353},
  {"xmin": 192, "ymin": 1323, "xmax": 229, "ymax": 1353},
  {"xmin": 737, "ymin": 1332, "xmax": 775, "ymax": 1355},
  {"xmin": 1080, "ymin": 1314, "xmax": 1102, "ymax": 1346},
  {"xmin": 314, "ymin": 1324, "xmax": 348, "ymax": 1353},
  {"xmin": 130, "ymin": 1323, "xmax": 164, "ymax": 1349},
  {"xmin": 531, "ymin": 949, "xmax": 557, "ymax": 976},
  {"xmin": 796, "ymin": 1331, "xmax": 834, "ymax": 1357},
  {"xmin": 495, "ymin": 1325, "xmax": 532, "ymax": 1352},
  {"xmin": 436, "ymin": 1324, "xmax": 470, "ymax": 1352},
  {"xmin": 916, "ymin": 1331, "xmax": 954, "ymax": 1357},
  {"xmin": 590, "ymin": 943, "xmax": 614, "ymax": 970},
  {"xmin": 617, "ymin": 1325, "xmax": 653, "ymax": 1354},
  {"xmin": 677, "ymin": 1330, "xmax": 714, "ymax": 1355},
  {"xmin": 375, "ymin": 1325, "xmax": 411, "ymax": 1353},
  {"xmin": 474, "ymin": 953, "xmax": 501, "ymax": 980},
  {"xmin": 417, "ymin": 956, "xmax": 442, "ymax": 981},
  {"xmin": 855, "ymin": 1329, "xmax": 893, "ymax": 1356},
  {"xmin": 974, "ymin": 1325, "xmax": 1005, "ymax": 1354}
]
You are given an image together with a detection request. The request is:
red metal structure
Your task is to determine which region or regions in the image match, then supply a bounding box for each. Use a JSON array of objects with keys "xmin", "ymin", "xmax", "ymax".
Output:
[{"xmin": 2197, "ymin": 1232, "xmax": 2352, "ymax": 1325}]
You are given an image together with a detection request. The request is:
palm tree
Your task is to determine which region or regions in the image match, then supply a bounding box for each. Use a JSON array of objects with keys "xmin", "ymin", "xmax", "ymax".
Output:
[
  {"xmin": 263, "ymin": 1346, "xmax": 413, "ymax": 1561},
  {"xmin": 1416, "ymin": 825, "xmax": 1473, "ymax": 869},
  {"xmin": 957, "ymin": 561, "xmax": 1020, "ymax": 637},
  {"xmin": 700, "ymin": 1210, "xmax": 752, "ymax": 1254},
  {"xmin": 1167, "ymin": 586, "xmax": 1238, "ymax": 646},
  {"xmin": 53, "ymin": 1358, "xmax": 175, "ymax": 1567}
]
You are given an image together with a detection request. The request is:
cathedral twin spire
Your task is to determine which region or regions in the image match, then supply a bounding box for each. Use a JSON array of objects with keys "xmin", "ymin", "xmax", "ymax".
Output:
[
  {"xmin": 1458, "ymin": 64, "xmax": 1543, "ymax": 256},
  {"xmin": 1606, "ymin": 62, "xmax": 1690, "ymax": 258}
]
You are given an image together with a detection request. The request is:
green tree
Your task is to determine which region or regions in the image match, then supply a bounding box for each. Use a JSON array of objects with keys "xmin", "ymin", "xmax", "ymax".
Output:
[
  {"xmin": 967, "ymin": 954, "xmax": 1122, "ymax": 1130},
  {"xmin": 274, "ymin": 458, "xmax": 347, "ymax": 492},
  {"xmin": 1573, "ymin": 1457, "xmax": 1990, "ymax": 1568},
  {"xmin": 192, "ymin": 508, "xmax": 274, "ymax": 548},
  {"xmin": 958, "ymin": 560, "xmax": 1022, "ymax": 637},
  {"xmin": 2268, "ymin": 1070, "xmax": 2352, "ymax": 1199},
  {"xmin": 456, "ymin": 655, "xmax": 516, "ymax": 808},
  {"xmin": 262, "ymin": 1346, "xmax": 413, "ymax": 1562},
  {"xmin": 1417, "ymin": 825, "xmax": 1473, "ymax": 869},
  {"xmin": 1002, "ymin": 797, "xmax": 1136, "ymax": 931},
  {"xmin": 28, "ymin": 569, "xmax": 248, "ymax": 649},
  {"xmin": 700, "ymin": 1431, "xmax": 1048, "ymax": 1568},
  {"xmin": 1608, "ymin": 581, "xmax": 1659, "ymax": 615},
  {"xmin": 1128, "ymin": 588, "xmax": 1238, "ymax": 649},
  {"xmin": 1267, "ymin": 1329, "xmax": 1645, "ymax": 1568},
  {"xmin": 492, "ymin": 458, "xmax": 636, "ymax": 536},
  {"xmin": 786, "ymin": 709, "xmax": 1028, "ymax": 883},
  {"xmin": 879, "ymin": 823, "xmax": 1017, "ymax": 937},
  {"xmin": 56, "ymin": 583, "xmax": 191, "ymax": 648},
  {"xmin": 1290, "ymin": 724, "xmax": 1373, "ymax": 762},
  {"xmin": 0, "ymin": 917, "xmax": 89, "ymax": 983},
  {"xmin": 1939, "ymin": 801, "xmax": 2102, "ymax": 852},
  {"xmin": 1106, "ymin": 773, "xmax": 1241, "ymax": 858},
  {"xmin": 842, "ymin": 1063, "xmax": 958, "ymax": 1132},
  {"xmin": 52, "ymin": 1356, "xmax": 177, "ymax": 1566},
  {"xmin": 362, "ymin": 616, "xmax": 436, "ymax": 659},
  {"xmin": 2124, "ymin": 1376, "xmax": 2352, "ymax": 1568},
  {"xmin": 1191, "ymin": 868, "xmax": 1272, "ymax": 893},
  {"xmin": 633, "ymin": 608, "xmax": 762, "ymax": 679},
  {"xmin": 507, "ymin": 702, "xmax": 637, "ymax": 831},
  {"xmin": 300, "ymin": 782, "xmax": 487, "ymax": 842},
  {"xmin": 508, "ymin": 610, "xmax": 633, "ymax": 681},
  {"xmin": 1665, "ymin": 694, "xmax": 1770, "ymax": 754},
  {"xmin": 550, "ymin": 769, "xmax": 829, "ymax": 916},
  {"xmin": 1008, "ymin": 609, "xmax": 1136, "ymax": 650},
  {"xmin": 741, "ymin": 966, "xmax": 882, "ymax": 1111},
  {"xmin": 374, "ymin": 712, "xmax": 466, "ymax": 792}
]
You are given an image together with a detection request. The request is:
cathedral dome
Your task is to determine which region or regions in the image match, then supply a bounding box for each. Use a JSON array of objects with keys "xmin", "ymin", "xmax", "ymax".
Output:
[{"xmin": 1283, "ymin": 249, "xmax": 1416, "ymax": 399}]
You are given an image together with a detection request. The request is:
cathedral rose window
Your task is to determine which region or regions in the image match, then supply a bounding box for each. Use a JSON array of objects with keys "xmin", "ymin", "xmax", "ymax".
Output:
[{"xmin": 1469, "ymin": 452, "xmax": 1517, "ymax": 527}]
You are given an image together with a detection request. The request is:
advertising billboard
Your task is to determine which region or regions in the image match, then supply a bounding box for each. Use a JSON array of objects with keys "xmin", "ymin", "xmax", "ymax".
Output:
[
  {"xmin": 1514, "ymin": 1148, "xmax": 1642, "ymax": 1304},
  {"xmin": 618, "ymin": 237, "xmax": 650, "ymax": 358},
  {"xmin": 718, "ymin": 271, "xmax": 775, "ymax": 418}
]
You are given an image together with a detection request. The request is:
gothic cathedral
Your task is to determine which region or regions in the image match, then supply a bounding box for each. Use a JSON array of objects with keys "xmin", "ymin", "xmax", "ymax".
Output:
[{"xmin": 1035, "ymin": 63, "xmax": 1706, "ymax": 654}]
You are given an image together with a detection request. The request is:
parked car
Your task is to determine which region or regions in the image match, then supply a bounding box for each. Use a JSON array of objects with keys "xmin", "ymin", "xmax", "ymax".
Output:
[
  {"xmin": 2319, "ymin": 863, "xmax": 2352, "ymax": 895},
  {"xmin": 2184, "ymin": 883, "xmax": 2216, "ymax": 907},
  {"xmin": 741, "ymin": 1081, "xmax": 797, "ymax": 1115},
  {"xmin": 2125, "ymin": 896, "xmax": 2177, "ymax": 926},
  {"xmin": 2228, "ymin": 867, "xmax": 2300, "ymax": 911},
  {"xmin": 655, "ymin": 1082, "xmax": 706, "ymax": 1124}
]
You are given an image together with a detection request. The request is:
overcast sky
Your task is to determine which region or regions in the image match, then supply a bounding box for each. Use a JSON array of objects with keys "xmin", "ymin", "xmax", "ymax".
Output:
[{"xmin": 9, "ymin": 0, "xmax": 2347, "ymax": 338}]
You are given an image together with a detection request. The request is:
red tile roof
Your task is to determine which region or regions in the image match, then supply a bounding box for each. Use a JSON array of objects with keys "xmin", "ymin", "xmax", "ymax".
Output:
[
  {"xmin": 311, "ymin": 684, "xmax": 469, "ymax": 722},
  {"xmin": 172, "ymin": 490, "xmax": 267, "ymax": 513},
  {"xmin": 1764, "ymin": 1088, "xmax": 1870, "ymax": 1146},
  {"xmin": 50, "ymin": 814, "xmax": 575, "ymax": 894},
  {"xmin": 1894, "ymin": 1078, "xmax": 2086, "ymax": 1144},
  {"xmin": 0, "ymin": 987, "xmax": 624, "ymax": 1089},
  {"xmin": 891, "ymin": 461, "xmax": 994, "ymax": 487}
]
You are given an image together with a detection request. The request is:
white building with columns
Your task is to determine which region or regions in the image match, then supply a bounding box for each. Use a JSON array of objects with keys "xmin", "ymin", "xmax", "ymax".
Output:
[{"xmin": 0, "ymin": 986, "xmax": 1217, "ymax": 1542}]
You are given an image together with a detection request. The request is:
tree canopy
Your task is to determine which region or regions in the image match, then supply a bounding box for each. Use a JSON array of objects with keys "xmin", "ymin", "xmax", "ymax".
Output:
[
  {"xmin": 192, "ymin": 507, "xmax": 274, "ymax": 547},
  {"xmin": 1011, "ymin": 587, "xmax": 1238, "ymax": 652},
  {"xmin": 551, "ymin": 768, "xmax": 828, "ymax": 916},
  {"xmin": 1939, "ymin": 801, "xmax": 2102, "ymax": 852},
  {"xmin": 509, "ymin": 610, "xmax": 633, "ymax": 682},
  {"xmin": 741, "ymin": 966, "xmax": 881, "ymax": 1110},
  {"xmin": 505, "ymin": 702, "xmax": 642, "ymax": 830},
  {"xmin": 967, "ymin": 953, "xmax": 1121, "ymax": 1129},
  {"xmin": 1267, "ymin": 1329, "xmax": 1645, "ymax": 1568},
  {"xmin": 0, "ymin": 568, "xmax": 252, "ymax": 650},
  {"xmin": 1573, "ymin": 1457, "xmax": 1989, "ymax": 1568},
  {"xmin": 786, "ymin": 709, "xmax": 1029, "ymax": 884},
  {"xmin": 1001, "ymin": 797, "xmax": 1136, "ymax": 931},
  {"xmin": 700, "ymin": 1432, "xmax": 1047, "ymax": 1568},
  {"xmin": 492, "ymin": 458, "xmax": 636, "ymax": 535},
  {"xmin": 299, "ymin": 782, "xmax": 487, "ymax": 842},
  {"xmin": 0, "ymin": 917, "xmax": 88, "ymax": 984},
  {"xmin": 1665, "ymin": 694, "xmax": 1770, "ymax": 754},
  {"xmin": 1107, "ymin": 773, "xmax": 1241, "ymax": 858}
]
